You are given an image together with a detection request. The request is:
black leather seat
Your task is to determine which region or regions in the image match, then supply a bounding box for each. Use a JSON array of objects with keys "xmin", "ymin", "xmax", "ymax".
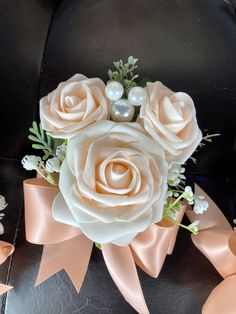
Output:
[{"xmin": 0, "ymin": 1, "xmax": 236, "ymax": 313}]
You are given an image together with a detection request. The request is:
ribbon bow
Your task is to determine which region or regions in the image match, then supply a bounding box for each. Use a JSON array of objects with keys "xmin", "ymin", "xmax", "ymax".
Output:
[
  {"xmin": 186, "ymin": 184, "xmax": 236, "ymax": 314},
  {"xmin": 23, "ymin": 178, "xmax": 236, "ymax": 313},
  {"xmin": 23, "ymin": 178, "xmax": 185, "ymax": 314},
  {"xmin": 0, "ymin": 240, "xmax": 14, "ymax": 294}
]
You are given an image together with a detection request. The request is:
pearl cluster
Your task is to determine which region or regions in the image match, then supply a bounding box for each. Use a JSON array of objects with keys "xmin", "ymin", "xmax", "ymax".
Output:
[{"xmin": 105, "ymin": 81, "xmax": 147, "ymax": 122}]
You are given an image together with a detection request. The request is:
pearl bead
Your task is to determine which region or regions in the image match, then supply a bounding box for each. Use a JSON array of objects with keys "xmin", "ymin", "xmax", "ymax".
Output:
[
  {"xmin": 128, "ymin": 86, "xmax": 147, "ymax": 106},
  {"xmin": 110, "ymin": 99, "xmax": 135, "ymax": 122},
  {"xmin": 105, "ymin": 81, "xmax": 124, "ymax": 101}
]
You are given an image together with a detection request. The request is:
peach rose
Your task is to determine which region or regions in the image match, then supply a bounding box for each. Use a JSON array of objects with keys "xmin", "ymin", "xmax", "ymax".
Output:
[
  {"xmin": 52, "ymin": 121, "xmax": 168, "ymax": 246},
  {"xmin": 138, "ymin": 82, "xmax": 202, "ymax": 164},
  {"xmin": 40, "ymin": 74, "xmax": 109, "ymax": 138}
]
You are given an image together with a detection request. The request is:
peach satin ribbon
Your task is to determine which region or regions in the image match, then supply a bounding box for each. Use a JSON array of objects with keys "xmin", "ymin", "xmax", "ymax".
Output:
[
  {"xmin": 186, "ymin": 184, "xmax": 236, "ymax": 314},
  {"xmin": 23, "ymin": 178, "xmax": 93, "ymax": 292},
  {"xmin": 24, "ymin": 178, "xmax": 236, "ymax": 314},
  {"xmin": 23, "ymin": 178, "xmax": 185, "ymax": 314},
  {"xmin": 0, "ymin": 240, "xmax": 14, "ymax": 295}
]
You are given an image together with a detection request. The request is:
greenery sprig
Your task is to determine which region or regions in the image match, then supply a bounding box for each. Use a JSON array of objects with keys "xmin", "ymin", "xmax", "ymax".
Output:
[
  {"xmin": 108, "ymin": 56, "xmax": 139, "ymax": 97},
  {"xmin": 28, "ymin": 121, "xmax": 63, "ymax": 160}
]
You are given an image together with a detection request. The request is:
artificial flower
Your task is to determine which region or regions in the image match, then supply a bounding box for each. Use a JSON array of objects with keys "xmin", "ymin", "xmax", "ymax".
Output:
[
  {"xmin": 56, "ymin": 143, "xmax": 67, "ymax": 161},
  {"xmin": 52, "ymin": 120, "xmax": 168, "ymax": 246},
  {"xmin": 167, "ymin": 164, "xmax": 186, "ymax": 186},
  {"xmin": 193, "ymin": 195, "xmax": 209, "ymax": 214},
  {"xmin": 21, "ymin": 155, "xmax": 43, "ymax": 171},
  {"xmin": 46, "ymin": 157, "xmax": 61, "ymax": 173},
  {"xmin": 40, "ymin": 74, "xmax": 109, "ymax": 138},
  {"xmin": 0, "ymin": 195, "xmax": 7, "ymax": 235},
  {"xmin": 138, "ymin": 81, "xmax": 202, "ymax": 164},
  {"xmin": 188, "ymin": 220, "xmax": 200, "ymax": 235}
]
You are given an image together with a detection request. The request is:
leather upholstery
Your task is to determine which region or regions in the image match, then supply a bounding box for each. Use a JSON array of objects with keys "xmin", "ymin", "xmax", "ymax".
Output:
[{"xmin": 0, "ymin": 0, "xmax": 235, "ymax": 313}]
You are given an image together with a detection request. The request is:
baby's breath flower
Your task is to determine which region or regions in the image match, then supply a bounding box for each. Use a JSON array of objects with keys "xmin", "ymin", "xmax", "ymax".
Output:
[
  {"xmin": 21, "ymin": 155, "xmax": 43, "ymax": 171},
  {"xmin": 0, "ymin": 222, "xmax": 4, "ymax": 235},
  {"xmin": 46, "ymin": 157, "xmax": 61, "ymax": 173},
  {"xmin": 164, "ymin": 190, "xmax": 173, "ymax": 204},
  {"xmin": 0, "ymin": 195, "xmax": 7, "ymax": 210},
  {"xmin": 165, "ymin": 209, "xmax": 176, "ymax": 220},
  {"xmin": 56, "ymin": 143, "xmax": 67, "ymax": 161},
  {"xmin": 193, "ymin": 195, "xmax": 208, "ymax": 214},
  {"xmin": 0, "ymin": 195, "xmax": 7, "ymax": 235},
  {"xmin": 166, "ymin": 190, "xmax": 173, "ymax": 197},
  {"xmin": 188, "ymin": 220, "xmax": 200, "ymax": 235},
  {"xmin": 182, "ymin": 186, "xmax": 194, "ymax": 204},
  {"xmin": 168, "ymin": 164, "xmax": 186, "ymax": 187}
]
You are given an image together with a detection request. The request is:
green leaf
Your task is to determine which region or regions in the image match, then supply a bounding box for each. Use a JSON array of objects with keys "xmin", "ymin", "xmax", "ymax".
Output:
[
  {"xmin": 138, "ymin": 77, "xmax": 150, "ymax": 87},
  {"xmin": 39, "ymin": 123, "xmax": 45, "ymax": 140},
  {"xmin": 28, "ymin": 135, "xmax": 42, "ymax": 143},
  {"xmin": 95, "ymin": 243, "xmax": 101, "ymax": 250},
  {"xmin": 28, "ymin": 121, "xmax": 62, "ymax": 159},
  {"xmin": 32, "ymin": 144, "xmax": 48, "ymax": 150},
  {"xmin": 42, "ymin": 151, "xmax": 50, "ymax": 160},
  {"xmin": 32, "ymin": 121, "xmax": 39, "ymax": 132},
  {"xmin": 46, "ymin": 133, "xmax": 52, "ymax": 146},
  {"xmin": 29, "ymin": 127, "xmax": 39, "ymax": 136},
  {"xmin": 108, "ymin": 56, "xmax": 140, "ymax": 88}
]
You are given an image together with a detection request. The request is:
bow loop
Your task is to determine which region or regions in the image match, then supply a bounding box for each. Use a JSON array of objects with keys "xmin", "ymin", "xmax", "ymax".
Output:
[
  {"xmin": 130, "ymin": 206, "xmax": 185, "ymax": 278},
  {"xmin": 24, "ymin": 178, "xmax": 81, "ymax": 244}
]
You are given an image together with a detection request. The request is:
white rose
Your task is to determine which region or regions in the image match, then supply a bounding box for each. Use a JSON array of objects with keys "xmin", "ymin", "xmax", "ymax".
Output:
[
  {"xmin": 40, "ymin": 74, "xmax": 109, "ymax": 138},
  {"xmin": 138, "ymin": 81, "xmax": 202, "ymax": 164},
  {"xmin": 52, "ymin": 121, "xmax": 168, "ymax": 246}
]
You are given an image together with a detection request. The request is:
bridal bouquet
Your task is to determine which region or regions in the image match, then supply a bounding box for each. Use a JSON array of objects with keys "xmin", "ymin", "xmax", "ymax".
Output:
[{"xmin": 21, "ymin": 57, "xmax": 234, "ymax": 314}]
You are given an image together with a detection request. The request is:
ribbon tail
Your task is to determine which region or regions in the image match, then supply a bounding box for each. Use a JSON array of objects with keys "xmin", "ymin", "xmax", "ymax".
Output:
[
  {"xmin": 102, "ymin": 244, "xmax": 149, "ymax": 314},
  {"xmin": 35, "ymin": 243, "xmax": 63, "ymax": 287},
  {"xmin": 35, "ymin": 235, "xmax": 93, "ymax": 293},
  {"xmin": 0, "ymin": 284, "xmax": 13, "ymax": 295},
  {"xmin": 64, "ymin": 237, "xmax": 93, "ymax": 293},
  {"xmin": 203, "ymin": 275, "xmax": 236, "ymax": 314}
]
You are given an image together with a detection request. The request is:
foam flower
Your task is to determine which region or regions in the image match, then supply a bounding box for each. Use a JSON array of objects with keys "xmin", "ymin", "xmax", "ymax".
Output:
[
  {"xmin": 138, "ymin": 81, "xmax": 202, "ymax": 164},
  {"xmin": 52, "ymin": 120, "xmax": 168, "ymax": 246},
  {"xmin": 40, "ymin": 74, "xmax": 109, "ymax": 139}
]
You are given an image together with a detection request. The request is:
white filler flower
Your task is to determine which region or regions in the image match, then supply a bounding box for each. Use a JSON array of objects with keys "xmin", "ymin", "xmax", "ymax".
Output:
[
  {"xmin": 21, "ymin": 155, "xmax": 43, "ymax": 171},
  {"xmin": 188, "ymin": 220, "xmax": 200, "ymax": 235},
  {"xmin": 193, "ymin": 195, "xmax": 208, "ymax": 214},
  {"xmin": 0, "ymin": 195, "xmax": 7, "ymax": 235},
  {"xmin": 46, "ymin": 157, "xmax": 61, "ymax": 173},
  {"xmin": 167, "ymin": 164, "xmax": 186, "ymax": 186},
  {"xmin": 56, "ymin": 144, "xmax": 67, "ymax": 161},
  {"xmin": 183, "ymin": 186, "xmax": 194, "ymax": 204}
]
